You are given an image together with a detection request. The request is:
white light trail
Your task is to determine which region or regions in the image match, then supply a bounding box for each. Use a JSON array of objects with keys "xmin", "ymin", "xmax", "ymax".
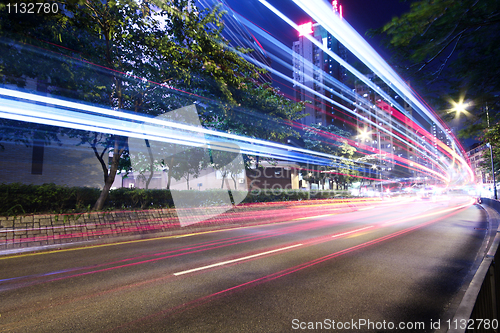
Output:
[
  {"xmin": 290, "ymin": 0, "xmax": 474, "ymax": 182},
  {"xmin": 258, "ymin": 47, "xmax": 453, "ymax": 177},
  {"xmin": 0, "ymin": 0, "xmax": 474, "ymax": 184},
  {"xmin": 251, "ymin": 0, "xmax": 471, "ymax": 184},
  {"xmin": 217, "ymin": 7, "xmax": 451, "ymax": 180},
  {"xmin": 231, "ymin": 48, "xmax": 449, "ymax": 182},
  {"xmin": 0, "ymin": 88, "xmax": 370, "ymax": 172}
]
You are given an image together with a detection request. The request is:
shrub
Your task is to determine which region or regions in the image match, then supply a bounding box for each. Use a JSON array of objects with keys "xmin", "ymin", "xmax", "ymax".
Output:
[{"xmin": 0, "ymin": 183, "xmax": 352, "ymax": 215}]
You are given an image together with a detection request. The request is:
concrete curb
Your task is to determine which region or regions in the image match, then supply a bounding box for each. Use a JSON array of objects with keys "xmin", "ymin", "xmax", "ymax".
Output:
[{"xmin": 446, "ymin": 198, "xmax": 500, "ymax": 332}]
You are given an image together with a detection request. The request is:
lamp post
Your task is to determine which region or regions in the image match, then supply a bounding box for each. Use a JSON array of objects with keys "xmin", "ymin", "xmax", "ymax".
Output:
[
  {"xmin": 377, "ymin": 131, "xmax": 383, "ymax": 194},
  {"xmin": 484, "ymin": 104, "xmax": 497, "ymax": 199},
  {"xmin": 487, "ymin": 142, "xmax": 497, "ymax": 199},
  {"xmin": 449, "ymin": 98, "xmax": 496, "ymax": 199}
]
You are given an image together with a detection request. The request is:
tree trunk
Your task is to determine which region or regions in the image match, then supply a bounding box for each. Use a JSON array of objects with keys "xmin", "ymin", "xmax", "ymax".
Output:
[
  {"xmin": 232, "ymin": 173, "xmax": 237, "ymax": 190},
  {"xmin": 145, "ymin": 139, "xmax": 154, "ymax": 190},
  {"xmin": 166, "ymin": 156, "xmax": 174, "ymax": 189},
  {"xmin": 93, "ymin": 136, "xmax": 126, "ymax": 210},
  {"xmin": 220, "ymin": 171, "xmax": 226, "ymax": 189},
  {"xmin": 93, "ymin": 7, "xmax": 125, "ymax": 210}
]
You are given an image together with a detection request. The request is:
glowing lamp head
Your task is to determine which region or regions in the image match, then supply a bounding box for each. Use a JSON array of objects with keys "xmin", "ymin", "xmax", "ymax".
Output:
[
  {"xmin": 298, "ymin": 22, "xmax": 313, "ymax": 36},
  {"xmin": 447, "ymin": 96, "xmax": 472, "ymax": 119},
  {"xmin": 357, "ymin": 127, "xmax": 371, "ymax": 141}
]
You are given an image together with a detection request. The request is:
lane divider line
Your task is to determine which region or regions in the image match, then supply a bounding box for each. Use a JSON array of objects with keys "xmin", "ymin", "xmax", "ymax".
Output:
[
  {"xmin": 332, "ymin": 226, "xmax": 373, "ymax": 238},
  {"xmin": 173, "ymin": 243, "xmax": 303, "ymax": 276},
  {"xmin": 113, "ymin": 206, "xmax": 472, "ymax": 332},
  {"xmin": 381, "ymin": 200, "xmax": 474, "ymax": 227},
  {"xmin": 292, "ymin": 214, "xmax": 339, "ymax": 221}
]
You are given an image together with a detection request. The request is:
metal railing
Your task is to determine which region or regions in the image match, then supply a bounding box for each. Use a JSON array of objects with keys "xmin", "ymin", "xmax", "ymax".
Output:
[{"xmin": 448, "ymin": 198, "xmax": 500, "ymax": 333}]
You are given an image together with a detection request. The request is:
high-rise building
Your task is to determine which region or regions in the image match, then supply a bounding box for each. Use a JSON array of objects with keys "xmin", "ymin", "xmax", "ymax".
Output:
[
  {"xmin": 353, "ymin": 75, "xmax": 439, "ymax": 181},
  {"xmin": 354, "ymin": 74, "xmax": 455, "ymax": 183},
  {"xmin": 353, "ymin": 74, "xmax": 397, "ymax": 177},
  {"xmin": 292, "ymin": 1, "xmax": 348, "ymax": 129},
  {"xmin": 467, "ymin": 143, "xmax": 489, "ymax": 186}
]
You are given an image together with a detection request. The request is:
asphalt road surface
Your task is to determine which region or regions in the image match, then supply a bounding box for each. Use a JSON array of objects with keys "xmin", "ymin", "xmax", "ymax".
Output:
[{"xmin": 0, "ymin": 196, "xmax": 492, "ymax": 332}]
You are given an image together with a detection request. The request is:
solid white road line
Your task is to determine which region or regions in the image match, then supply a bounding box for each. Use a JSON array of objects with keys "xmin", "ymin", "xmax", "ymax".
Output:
[
  {"xmin": 332, "ymin": 226, "xmax": 373, "ymax": 238},
  {"xmin": 173, "ymin": 243, "xmax": 303, "ymax": 276}
]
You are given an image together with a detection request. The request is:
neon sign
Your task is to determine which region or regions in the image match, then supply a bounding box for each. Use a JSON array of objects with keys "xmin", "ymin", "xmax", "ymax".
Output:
[
  {"xmin": 297, "ymin": 22, "xmax": 313, "ymax": 36},
  {"xmin": 332, "ymin": 0, "xmax": 343, "ymax": 19}
]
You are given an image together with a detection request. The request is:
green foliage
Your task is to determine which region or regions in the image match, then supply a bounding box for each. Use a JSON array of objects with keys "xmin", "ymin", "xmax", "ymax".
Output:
[
  {"xmin": 107, "ymin": 187, "xmax": 174, "ymax": 210},
  {"xmin": 0, "ymin": 183, "xmax": 352, "ymax": 215},
  {"xmin": 0, "ymin": 183, "xmax": 100, "ymax": 215},
  {"xmin": 217, "ymin": 83, "xmax": 307, "ymax": 142},
  {"xmin": 303, "ymin": 124, "xmax": 352, "ymax": 155},
  {"xmin": 302, "ymin": 124, "xmax": 359, "ymax": 188},
  {"xmin": 372, "ymin": 0, "xmax": 500, "ymax": 139},
  {"xmin": 482, "ymin": 124, "xmax": 500, "ymax": 176},
  {"xmin": 0, "ymin": 0, "xmax": 306, "ymax": 211}
]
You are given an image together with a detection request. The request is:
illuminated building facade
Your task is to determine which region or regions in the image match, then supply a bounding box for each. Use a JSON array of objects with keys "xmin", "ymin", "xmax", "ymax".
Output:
[
  {"xmin": 292, "ymin": 1, "xmax": 348, "ymax": 128},
  {"xmin": 467, "ymin": 143, "xmax": 490, "ymax": 186},
  {"xmin": 431, "ymin": 123, "xmax": 453, "ymax": 153},
  {"xmin": 354, "ymin": 76, "xmax": 433, "ymax": 182},
  {"xmin": 354, "ymin": 75, "xmax": 397, "ymax": 177}
]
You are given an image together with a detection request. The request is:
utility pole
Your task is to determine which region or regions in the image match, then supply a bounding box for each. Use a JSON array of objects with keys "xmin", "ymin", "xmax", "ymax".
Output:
[
  {"xmin": 486, "ymin": 104, "xmax": 497, "ymax": 200},
  {"xmin": 378, "ymin": 131, "xmax": 382, "ymax": 194},
  {"xmin": 488, "ymin": 143, "xmax": 497, "ymax": 200}
]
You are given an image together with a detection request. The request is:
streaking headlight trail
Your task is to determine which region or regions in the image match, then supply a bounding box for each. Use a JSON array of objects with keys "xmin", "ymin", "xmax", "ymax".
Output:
[{"xmin": 0, "ymin": 88, "xmax": 370, "ymax": 171}]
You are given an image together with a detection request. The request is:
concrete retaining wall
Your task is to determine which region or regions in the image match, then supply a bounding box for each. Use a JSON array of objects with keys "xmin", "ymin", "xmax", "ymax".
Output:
[
  {"xmin": 0, "ymin": 209, "xmax": 179, "ymax": 249},
  {"xmin": 0, "ymin": 197, "xmax": 381, "ymax": 251}
]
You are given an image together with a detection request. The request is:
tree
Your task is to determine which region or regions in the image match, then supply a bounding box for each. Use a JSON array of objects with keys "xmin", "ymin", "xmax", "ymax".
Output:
[
  {"xmin": 209, "ymin": 147, "xmax": 245, "ymax": 190},
  {"xmin": 1, "ymin": 0, "xmax": 169, "ymax": 209},
  {"xmin": 0, "ymin": 0, "xmax": 306, "ymax": 210},
  {"xmin": 171, "ymin": 146, "xmax": 211, "ymax": 190},
  {"xmin": 302, "ymin": 124, "xmax": 358, "ymax": 190},
  {"xmin": 372, "ymin": 0, "xmax": 500, "ymax": 139},
  {"xmin": 482, "ymin": 124, "xmax": 500, "ymax": 180},
  {"xmin": 335, "ymin": 142, "xmax": 358, "ymax": 190}
]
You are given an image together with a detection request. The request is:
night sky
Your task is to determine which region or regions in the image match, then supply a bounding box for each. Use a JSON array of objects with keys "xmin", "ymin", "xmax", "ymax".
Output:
[{"xmin": 221, "ymin": 0, "xmax": 411, "ymax": 59}]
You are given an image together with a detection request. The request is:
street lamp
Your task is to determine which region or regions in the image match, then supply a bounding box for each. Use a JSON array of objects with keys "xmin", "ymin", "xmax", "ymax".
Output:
[
  {"xmin": 376, "ymin": 131, "xmax": 382, "ymax": 194},
  {"xmin": 449, "ymin": 97, "xmax": 497, "ymax": 199},
  {"xmin": 447, "ymin": 97, "xmax": 472, "ymax": 120},
  {"xmin": 357, "ymin": 127, "xmax": 371, "ymax": 141},
  {"xmin": 483, "ymin": 103, "xmax": 497, "ymax": 199}
]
